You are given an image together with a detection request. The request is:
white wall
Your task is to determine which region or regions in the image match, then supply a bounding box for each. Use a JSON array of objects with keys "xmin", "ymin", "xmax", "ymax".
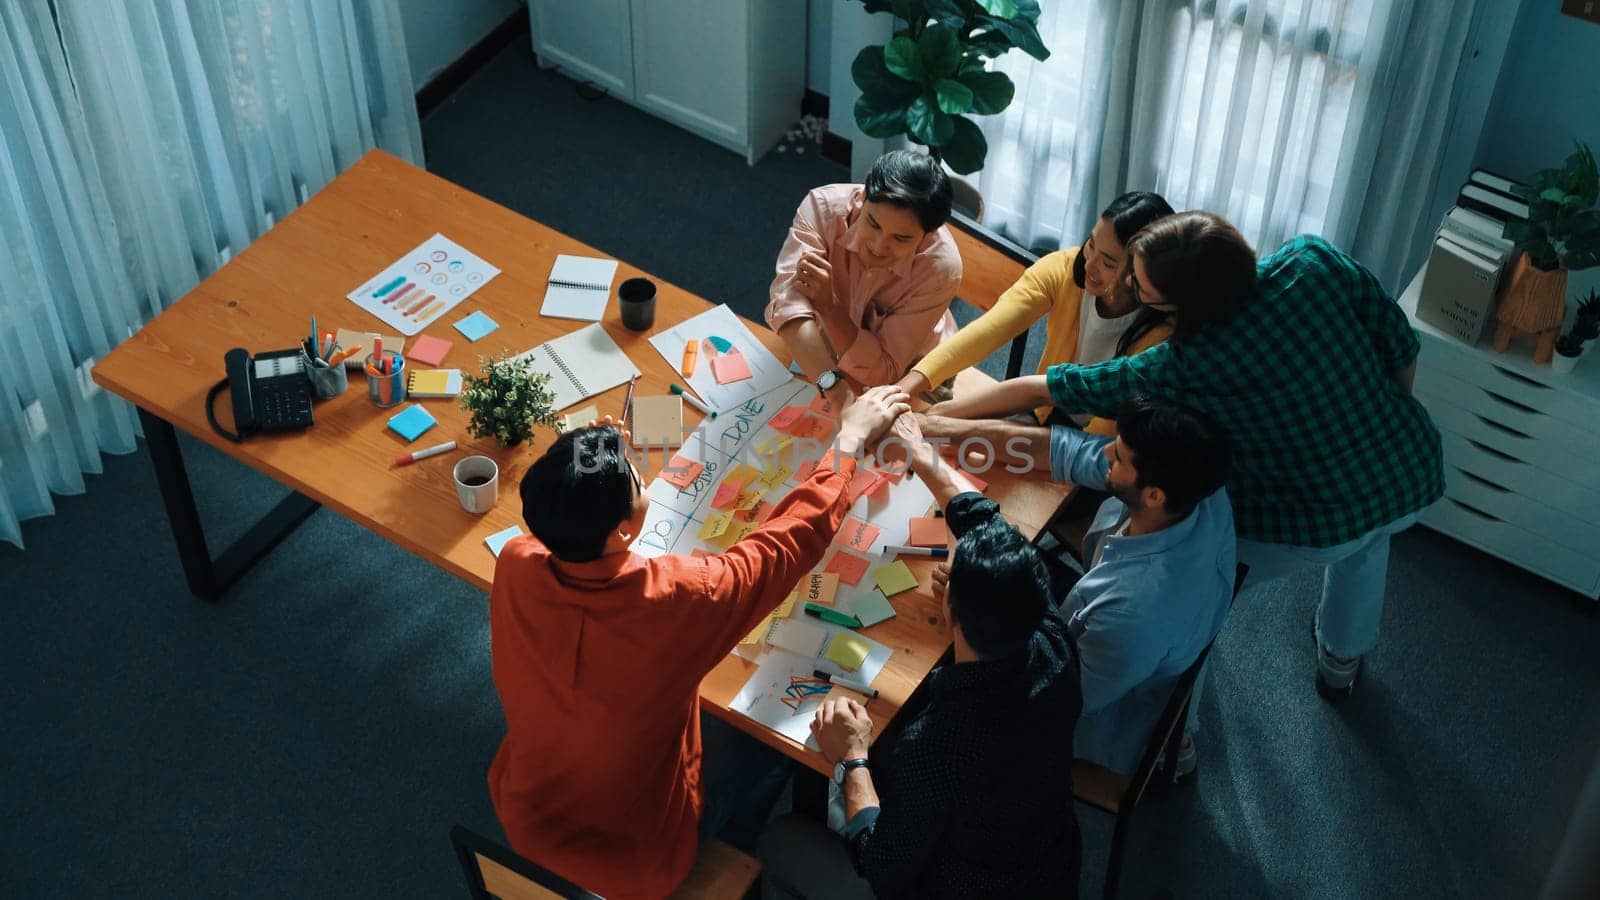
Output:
[
  {"xmin": 397, "ymin": 0, "xmax": 521, "ymax": 92},
  {"xmin": 807, "ymin": 0, "xmax": 831, "ymax": 94},
  {"xmin": 828, "ymin": 0, "xmax": 891, "ymax": 179}
]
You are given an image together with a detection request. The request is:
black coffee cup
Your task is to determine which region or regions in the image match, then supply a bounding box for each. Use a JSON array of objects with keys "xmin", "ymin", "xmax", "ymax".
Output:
[{"xmin": 619, "ymin": 277, "xmax": 657, "ymax": 331}]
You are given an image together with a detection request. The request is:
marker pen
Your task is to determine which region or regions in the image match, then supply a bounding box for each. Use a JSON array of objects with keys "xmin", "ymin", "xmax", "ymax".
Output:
[
  {"xmin": 883, "ymin": 545, "xmax": 949, "ymax": 558},
  {"xmin": 670, "ymin": 383, "xmax": 716, "ymax": 419},
  {"xmin": 394, "ymin": 440, "xmax": 457, "ymax": 466},
  {"xmin": 814, "ymin": 669, "xmax": 878, "ymax": 699}
]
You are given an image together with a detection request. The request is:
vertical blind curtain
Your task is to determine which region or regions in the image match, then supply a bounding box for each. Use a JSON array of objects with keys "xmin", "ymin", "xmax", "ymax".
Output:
[
  {"xmin": 973, "ymin": 0, "xmax": 1478, "ymax": 289},
  {"xmin": 0, "ymin": 0, "xmax": 421, "ymax": 549}
]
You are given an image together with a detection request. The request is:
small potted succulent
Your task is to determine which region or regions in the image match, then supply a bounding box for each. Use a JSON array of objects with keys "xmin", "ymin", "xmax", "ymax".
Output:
[
  {"xmin": 1552, "ymin": 329, "xmax": 1585, "ymax": 374},
  {"xmin": 460, "ymin": 351, "xmax": 560, "ymax": 447}
]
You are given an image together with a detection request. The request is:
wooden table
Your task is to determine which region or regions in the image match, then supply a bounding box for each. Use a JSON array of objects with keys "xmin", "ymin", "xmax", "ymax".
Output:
[{"xmin": 92, "ymin": 150, "xmax": 1073, "ymax": 775}]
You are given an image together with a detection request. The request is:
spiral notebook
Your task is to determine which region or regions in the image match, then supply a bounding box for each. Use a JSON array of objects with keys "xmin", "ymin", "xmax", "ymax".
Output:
[
  {"xmin": 541, "ymin": 255, "xmax": 619, "ymax": 321},
  {"xmin": 513, "ymin": 323, "xmax": 640, "ymax": 411}
]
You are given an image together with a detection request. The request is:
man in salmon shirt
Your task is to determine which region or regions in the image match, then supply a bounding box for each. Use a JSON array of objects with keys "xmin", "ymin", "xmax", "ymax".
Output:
[
  {"xmin": 488, "ymin": 386, "xmax": 911, "ymax": 899},
  {"xmin": 766, "ymin": 149, "xmax": 963, "ymax": 408}
]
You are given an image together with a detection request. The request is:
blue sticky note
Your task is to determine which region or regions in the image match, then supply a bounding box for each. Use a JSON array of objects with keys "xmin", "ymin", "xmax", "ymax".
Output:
[
  {"xmin": 485, "ymin": 525, "xmax": 524, "ymax": 557},
  {"xmin": 453, "ymin": 311, "xmax": 500, "ymax": 342},
  {"xmin": 386, "ymin": 404, "xmax": 437, "ymax": 442},
  {"xmin": 852, "ymin": 589, "xmax": 897, "ymax": 627}
]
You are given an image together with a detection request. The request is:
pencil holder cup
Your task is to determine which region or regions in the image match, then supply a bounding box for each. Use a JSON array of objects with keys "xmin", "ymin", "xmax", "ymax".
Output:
[
  {"xmin": 304, "ymin": 352, "xmax": 348, "ymax": 400},
  {"xmin": 365, "ymin": 351, "xmax": 406, "ymax": 408}
]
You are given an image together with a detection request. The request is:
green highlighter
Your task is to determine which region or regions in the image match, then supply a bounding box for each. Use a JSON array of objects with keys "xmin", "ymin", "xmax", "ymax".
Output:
[{"xmin": 804, "ymin": 602, "xmax": 862, "ymax": 629}]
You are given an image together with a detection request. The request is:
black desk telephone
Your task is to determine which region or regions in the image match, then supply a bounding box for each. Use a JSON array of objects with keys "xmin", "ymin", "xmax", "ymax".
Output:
[{"xmin": 206, "ymin": 348, "xmax": 314, "ymax": 441}]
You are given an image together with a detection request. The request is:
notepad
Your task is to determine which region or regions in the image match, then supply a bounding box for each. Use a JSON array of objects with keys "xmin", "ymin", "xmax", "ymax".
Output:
[
  {"xmin": 801, "ymin": 572, "xmax": 840, "ymax": 605},
  {"xmin": 871, "ymin": 560, "xmax": 919, "ymax": 597},
  {"xmin": 825, "ymin": 550, "xmax": 871, "ymax": 585},
  {"xmin": 630, "ymin": 395, "xmax": 684, "ymax": 448},
  {"xmin": 513, "ymin": 323, "xmax": 640, "ymax": 411},
  {"xmin": 907, "ymin": 516, "xmax": 951, "ymax": 548},
  {"xmin": 767, "ymin": 617, "xmax": 827, "ymax": 659},
  {"xmin": 838, "ymin": 517, "xmax": 880, "ymax": 553},
  {"xmin": 407, "ymin": 334, "xmax": 452, "ymax": 366},
  {"xmin": 852, "ymin": 590, "xmax": 898, "ymax": 627},
  {"xmin": 386, "ymin": 404, "xmax": 437, "ymax": 442},
  {"xmin": 541, "ymin": 255, "xmax": 619, "ymax": 321},
  {"xmin": 453, "ymin": 311, "xmax": 499, "ymax": 342},
  {"xmin": 660, "ymin": 455, "xmax": 706, "ymax": 490},
  {"xmin": 485, "ymin": 525, "xmax": 524, "ymax": 557},
  {"xmin": 825, "ymin": 633, "xmax": 871, "ymax": 671},
  {"xmin": 407, "ymin": 368, "xmax": 462, "ymax": 398},
  {"xmin": 559, "ymin": 404, "xmax": 600, "ymax": 433},
  {"xmin": 711, "ymin": 349, "xmax": 753, "ymax": 384}
]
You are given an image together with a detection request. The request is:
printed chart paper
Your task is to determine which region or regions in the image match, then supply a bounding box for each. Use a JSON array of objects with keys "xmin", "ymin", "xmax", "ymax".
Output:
[
  {"xmin": 348, "ymin": 234, "xmax": 500, "ymax": 336},
  {"xmin": 648, "ymin": 304, "xmax": 794, "ymax": 412}
]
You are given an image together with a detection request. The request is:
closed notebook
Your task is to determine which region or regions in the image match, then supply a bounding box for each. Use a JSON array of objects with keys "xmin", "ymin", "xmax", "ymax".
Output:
[
  {"xmin": 512, "ymin": 323, "xmax": 640, "ymax": 411},
  {"xmin": 541, "ymin": 254, "xmax": 619, "ymax": 321},
  {"xmin": 630, "ymin": 394, "xmax": 684, "ymax": 448},
  {"xmin": 407, "ymin": 368, "xmax": 462, "ymax": 398}
]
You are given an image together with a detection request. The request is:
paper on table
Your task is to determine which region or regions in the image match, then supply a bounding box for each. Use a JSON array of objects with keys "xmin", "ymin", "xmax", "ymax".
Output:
[
  {"xmin": 824, "ymin": 550, "xmax": 871, "ymax": 585},
  {"xmin": 731, "ymin": 651, "xmax": 828, "ymax": 746},
  {"xmin": 711, "ymin": 349, "xmax": 753, "ymax": 384},
  {"xmin": 767, "ymin": 406, "xmax": 805, "ymax": 430},
  {"xmin": 838, "ymin": 517, "xmax": 880, "ymax": 553},
  {"xmin": 767, "ymin": 617, "xmax": 828, "ymax": 658},
  {"xmin": 699, "ymin": 510, "xmax": 734, "ymax": 540},
  {"xmin": 559, "ymin": 404, "xmax": 600, "ymax": 433},
  {"xmin": 851, "ymin": 589, "xmax": 898, "ymax": 627},
  {"xmin": 541, "ymin": 254, "xmax": 618, "ymax": 321},
  {"xmin": 647, "ymin": 304, "xmax": 795, "ymax": 410},
  {"xmin": 485, "ymin": 525, "xmax": 524, "ymax": 557},
  {"xmin": 346, "ymin": 233, "xmax": 499, "ymax": 336},
  {"xmin": 871, "ymin": 560, "xmax": 919, "ymax": 596},
  {"xmin": 824, "ymin": 633, "xmax": 872, "ymax": 671}
]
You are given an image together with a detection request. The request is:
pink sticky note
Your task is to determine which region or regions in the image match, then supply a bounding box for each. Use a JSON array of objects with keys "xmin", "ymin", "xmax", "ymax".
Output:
[
  {"xmin": 788, "ymin": 414, "xmax": 831, "ymax": 440},
  {"xmin": 711, "ymin": 477, "xmax": 746, "ymax": 509},
  {"xmin": 846, "ymin": 469, "xmax": 883, "ymax": 502},
  {"xmin": 767, "ymin": 405, "xmax": 806, "ymax": 430},
  {"xmin": 838, "ymin": 516, "xmax": 880, "ymax": 553},
  {"xmin": 406, "ymin": 334, "xmax": 452, "ymax": 366},
  {"xmin": 825, "ymin": 550, "xmax": 872, "ymax": 585},
  {"xmin": 808, "ymin": 394, "xmax": 834, "ymax": 416},
  {"xmin": 659, "ymin": 455, "xmax": 705, "ymax": 490},
  {"xmin": 711, "ymin": 349, "xmax": 753, "ymax": 384}
]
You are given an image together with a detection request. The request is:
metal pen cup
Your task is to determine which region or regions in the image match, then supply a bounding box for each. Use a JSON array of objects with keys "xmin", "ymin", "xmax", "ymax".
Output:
[
  {"xmin": 304, "ymin": 350, "xmax": 348, "ymax": 399},
  {"xmin": 365, "ymin": 351, "xmax": 406, "ymax": 408}
]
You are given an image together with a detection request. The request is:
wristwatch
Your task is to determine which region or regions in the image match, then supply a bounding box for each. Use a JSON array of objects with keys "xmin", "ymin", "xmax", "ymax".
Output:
[
  {"xmin": 816, "ymin": 369, "xmax": 845, "ymax": 397},
  {"xmin": 833, "ymin": 757, "xmax": 869, "ymax": 785}
]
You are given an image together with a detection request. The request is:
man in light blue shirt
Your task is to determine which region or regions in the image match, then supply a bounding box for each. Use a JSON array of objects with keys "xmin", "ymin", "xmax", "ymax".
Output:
[{"xmin": 1049, "ymin": 397, "xmax": 1236, "ymax": 775}]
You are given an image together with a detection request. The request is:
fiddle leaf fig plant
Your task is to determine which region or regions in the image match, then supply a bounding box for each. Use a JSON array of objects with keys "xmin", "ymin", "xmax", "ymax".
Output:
[
  {"xmin": 1506, "ymin": 141, "xmax": 1600, "ymax": 272},
  {"xmin": 850, "ymin": 0, "xmax": 1049, "ymax": 175}
]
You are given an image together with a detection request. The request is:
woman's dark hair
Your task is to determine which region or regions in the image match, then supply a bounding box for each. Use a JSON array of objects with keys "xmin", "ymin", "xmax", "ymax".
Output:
[
  {"xmin": 1115, "ymin": 396, "xmax": 1232, "ymax": 519},
  {"xmin": 520, "ymin": 425, "xmax": 636, "ymax": 562},
  {"xmin": 1126, "ymin": 211, "xmax": 1257, "ymax": 339},
  {"xmin": 864, "ymin": 149, "xmax": 954, "ymax": 233},
  {"xmin": 946, "ymin": 511, "xmax": 1051, "ymax": 658},
  {"xmin": 1072, "ymin": 191, "xmax": 1175, "ymax": 290}
]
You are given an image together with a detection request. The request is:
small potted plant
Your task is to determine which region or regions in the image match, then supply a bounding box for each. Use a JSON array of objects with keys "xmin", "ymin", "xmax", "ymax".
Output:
[
  {"xmin": 1577, "ymin": 288, "xmax": 1600, "ymax": 351},
  {"xmin": 460, "ymin": 351, "xmax": 560, "ymax": 447},
  {"xmin": 1552, "ymin": 329, "xmax": 1585, "ymax": 374}
]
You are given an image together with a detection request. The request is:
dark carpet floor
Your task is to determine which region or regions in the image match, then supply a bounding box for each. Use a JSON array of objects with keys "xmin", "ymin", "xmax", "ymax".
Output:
[{"xmin": 3, "ymin": 42, "xmax": 1598, "ymax": 899}]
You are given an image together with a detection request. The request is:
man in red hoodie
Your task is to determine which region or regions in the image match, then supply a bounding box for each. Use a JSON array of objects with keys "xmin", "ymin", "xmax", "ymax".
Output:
[{"xmin": 488, "ymin": 387, "xmax": 909, "ymax": 899}]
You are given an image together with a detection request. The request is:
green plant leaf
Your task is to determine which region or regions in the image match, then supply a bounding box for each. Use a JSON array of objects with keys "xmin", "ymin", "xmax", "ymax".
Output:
[
  {"xmin": 974, "ymin": 0, "xmax": 1018, "ymax": 18},
  {"xmin": 979, "ymin": 13, "xmax": 1050, "ymax": 60},
  {"xmin": 934, "ymin": 77, "xmax": 975, "ymax": 114},
  {"xmin": 959, "ymin": 69, "xmax": 1014, "ymax": 114},
  {"xmin": 918, "ymin": 23, "xmax": 963, "ymax": 78},
  {"xmin": 855, "ymin": 94, "xmax": 911, "ymax": 138},
  {"xmin": 907, "ymin": 94, "xmax": 955, "ymax": 146},
  {"xmin": 1541, "ymin": 187, "xmax": 1570, "ymax": 205},
  {"xmin": 941, "ymin": 115, "xmax": 989, "ymax": 174},
  {"xmin": 853, "ymin": 46, "xmax": 922, "ymax": 105},
  {"xmin": 924, "ymin": 0, "xmax": 968, "ymax": 28},
  {"xmin": 967, "ymin": 31, "xmax": 1014, "ymax": 57},
  {"xmin": 1014, "ymin": 0, "xmax": 1042, "ymax": 23},
  {"xmin": 890, "ymin": 0, "xmax": 925, "ymax": 25},
  {"xmin": 958, "ymin": 54, "xmax": 988, "ymax": 73},
  {"xmin": 884, "ymin": 35, "xmax": 926, "ymax": 82}
]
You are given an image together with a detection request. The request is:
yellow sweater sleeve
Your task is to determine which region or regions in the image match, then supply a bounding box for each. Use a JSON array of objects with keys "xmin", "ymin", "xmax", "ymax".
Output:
[{"xmin": 912, "ymin": 250, "xmax": 1071, "ymax": 386}]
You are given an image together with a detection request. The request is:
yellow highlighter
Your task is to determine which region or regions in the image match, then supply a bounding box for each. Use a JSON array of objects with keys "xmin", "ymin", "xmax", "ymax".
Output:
[{"xmin": 680, "ymin": 339, "xmax": 699, "ymax": 377}]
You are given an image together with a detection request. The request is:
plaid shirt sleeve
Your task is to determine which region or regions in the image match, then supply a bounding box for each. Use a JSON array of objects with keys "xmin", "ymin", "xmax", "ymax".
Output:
[
  {"xmin": 1340, "ymin": 249, "xmax": 1420, "ymax": 374},
  {"xmin": 1044, "ymin": 343, "xmax": 1178, "ymax": 419}
]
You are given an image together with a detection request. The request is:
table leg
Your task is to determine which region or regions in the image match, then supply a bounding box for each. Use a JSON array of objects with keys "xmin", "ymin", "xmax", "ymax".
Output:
[{"xmin": 138, "ymin": 410, "xmax": 321, "ymax": 602}]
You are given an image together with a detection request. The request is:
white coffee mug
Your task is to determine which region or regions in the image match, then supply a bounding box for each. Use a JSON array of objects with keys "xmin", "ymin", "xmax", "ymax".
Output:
[{"xmin": 453, "ymin": 455, "xmax": 499, "ymax": 514}]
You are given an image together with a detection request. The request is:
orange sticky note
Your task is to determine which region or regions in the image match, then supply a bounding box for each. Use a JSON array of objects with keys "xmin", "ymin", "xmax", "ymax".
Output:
[
  {"xmin": 406, "ymin": 334, "xmax": 452, "ymax": 366},
  {"xmin": 711, "ymin": 349, "xmax": 752, "ymax": 384},
  {"xmin": 846, "ymin": 469, "xmax": 883, "ymax": 502},
  {"xmin": 808, "ymin": 394, "xmax": 833, "ymax": 415},
  {"xmin": 908, "ymin": 516, "xmax": 951, "ymax": 548},
  {"xmin": 801, "ymin": 571, "xmax": 840, "ymax": 605},
  {"xmin": 794, "ymin": 460, "xmax": 820, "ymax": 482},
  {"xmin": 824, "ymin": 550, "xmax": 871, "ymax": 585},
  {"xmin": 767, "ymin": 405, "xmax": 805, "ymax": 430},
  {"xmin": 660, "ymin": 455, "xmax": 705, "ymax": 490},
  {"xmin": 788, "ymin": 414, "xmax": 832, "ymax": 440},
  {"xmin": 838, "ymin": 516, "xmax": 880, "ymax": 553},
  {"xmin": 962, "ymin": 471, "xmax": 989, "ymax": 494},
  {"xmin": 711, "ymin": 477, "xmax": 746, "ymax": 509}
]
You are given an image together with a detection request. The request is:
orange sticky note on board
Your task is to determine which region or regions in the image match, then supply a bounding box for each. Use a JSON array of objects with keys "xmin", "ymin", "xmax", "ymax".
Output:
[
  {"xmin": 824, "ymin": 550, "xmax": 872, "ymax": 585},
  {"xmin": 660, "ymin": 455, "xmax": 706, "ymax": 490},
  {"xmin": 907, "ymin": 516, "xmax": 952, "ymax": 548},
  {"xmin": 838, "ymin": 516, "xmax": 880, "ymax": 553},
  {"xmin": 846, "ymin": 469, "xmax": 882, "ymax": 502},
  {"xmin": 735, "ymin": 500, "xmax": 776, "ymax": 523},
  {"xmin": 794, "ymin": 460, "xmax": 820, "ymax": 482},
  {"xmin": 808, "ymin": 394, "xmax": 833, "ymax": 416},
  {"xmin": 711, "ymin": 477, "xmax": 746, "ymax": 509},
  {"xmin": 788, "ymin": 414, "xmax": 832, "ymax": 440},
  {"xmin": 802, "ymin": 572, "xmax": 840, "ymax": 605},
  {"xmin": 767, "ymin": 406, "xmax": 806, "ymax": 430},
  {"xmin": 711, "ymin": 349, "xmax": 753, "ymax": 384}
]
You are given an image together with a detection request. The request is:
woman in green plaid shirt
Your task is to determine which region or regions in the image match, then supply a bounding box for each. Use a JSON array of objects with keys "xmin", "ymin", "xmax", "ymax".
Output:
[{"xmin": 928, "ymin": 211, "xmax": 1443, "ymax": 702}]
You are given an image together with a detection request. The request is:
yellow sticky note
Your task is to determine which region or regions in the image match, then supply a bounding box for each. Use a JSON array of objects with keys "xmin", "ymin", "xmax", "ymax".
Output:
[
  {"xmin": 825, "ymin": 633, "xmax": 871, "ymax": 672},
  {"xmin": 871, "ymin": 560, "xmax": 919, "ymax": 596},
  {"xmin": 741, "ymin": 592, "xmax": 798, "ymax": 645},
  {"xmin": 699, "ymin": 510, "xmax": 734, "ymax": 541},
  {"xmin": 734, "ymin": 485, "xmax": 767, "ymax": 511},
  {"xmin": 714, "ymin": 521, "xmax": 760, "ymax": 548},
  {"xmin": 758, "ymin": 464, "xmax": 794, "ymax": 490}
]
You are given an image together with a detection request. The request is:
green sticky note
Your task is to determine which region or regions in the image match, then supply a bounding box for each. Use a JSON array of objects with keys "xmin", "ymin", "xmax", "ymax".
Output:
[
  {"xmin": 871, "ymin": 560, "xmax": 919, "ymax": 597},
  {"xmin": 852, "ymin": 590, "xmax": 897, "ymax": 627},
  {"xmin": 825, "ymin": 632, "xmax": 871, "ymax": 671}
]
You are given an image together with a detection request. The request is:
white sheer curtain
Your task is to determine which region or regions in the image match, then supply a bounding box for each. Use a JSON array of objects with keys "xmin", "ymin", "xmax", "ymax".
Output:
[
  {"xmin": 974, "ymin": 0, "xmax": 1479, "ymax": 288},
  {"xmin": 0, "ymin": 0, "xmax": 421, "ymax": 549}
]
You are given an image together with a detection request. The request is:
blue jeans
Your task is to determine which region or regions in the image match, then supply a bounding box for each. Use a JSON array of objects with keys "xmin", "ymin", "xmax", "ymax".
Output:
[{"xmin": 698, "ymin": 712, "xmax": 792, "ymax": 853}]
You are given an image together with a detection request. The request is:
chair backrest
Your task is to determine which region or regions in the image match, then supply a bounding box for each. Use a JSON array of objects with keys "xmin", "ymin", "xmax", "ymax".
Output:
[
  {"xmin": 946, "ymin": 212, "xmax": 1039, "ymax": 379},
  {"xmin": 451, "ymin": 825, "xmax": 604, "ymax": 900},
  {"xmin": 1121, "ymin": 563, "xmax": 1250, "ymax": 809}
]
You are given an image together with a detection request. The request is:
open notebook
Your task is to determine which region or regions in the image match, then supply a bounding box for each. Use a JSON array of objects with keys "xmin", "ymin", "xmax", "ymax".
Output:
[
  {"xmin": 513, "ymin": 323, "xmax": 639, "ymax": 411},
  {"xmin": 541, "ymin": 255, "xmax": 619, "ymax": 321}
]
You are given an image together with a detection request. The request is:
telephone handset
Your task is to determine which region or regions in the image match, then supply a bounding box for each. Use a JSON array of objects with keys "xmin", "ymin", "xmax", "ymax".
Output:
[{"xmin": 207, "ymin": 347, "xmax": 314, "ymax": 442}]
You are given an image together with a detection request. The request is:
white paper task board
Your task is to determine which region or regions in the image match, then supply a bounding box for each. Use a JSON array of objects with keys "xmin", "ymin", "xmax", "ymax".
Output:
[{"xmin": 347, "ymin": 233, "xmax": 500, "ymax": 336}]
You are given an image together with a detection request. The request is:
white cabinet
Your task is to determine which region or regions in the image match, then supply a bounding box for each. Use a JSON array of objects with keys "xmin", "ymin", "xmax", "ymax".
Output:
[
  {"xmin": 1400, "ymin": 268, "xmax": 1600, "ymax": 599},
  {"xmin": 530, "ymin": 0, "xmax": 805, "ymax": 164}
]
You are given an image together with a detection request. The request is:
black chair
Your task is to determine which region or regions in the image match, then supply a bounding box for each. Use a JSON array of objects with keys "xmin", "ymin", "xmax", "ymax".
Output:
[{"xmin": 1071, "ymin": 563, "xmax": 1249, "ymax": 900}]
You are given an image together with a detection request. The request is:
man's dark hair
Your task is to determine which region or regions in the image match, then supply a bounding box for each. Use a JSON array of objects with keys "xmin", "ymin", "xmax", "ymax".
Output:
[
  {"xmin": 946, "ymin": 511, "xmax": 1051, "ymax": 658},
  {"xmin": 1072, "ymin": 190, "xmax": 1175, "ymax": 290},
  {"xmin": 520, "ymin": 425, "xmax": 635, "ymax": 562},
  {"xmin": 864, "ymin": 149, "xmax": 954, "ymax": 233},
  {"xmin": 1127, "ymin": 211, "xmax": 1257, "ymax": 338},
  {"xmin": 1116, "ymin": 396, "xmax": 1232, "ymax": 519}
]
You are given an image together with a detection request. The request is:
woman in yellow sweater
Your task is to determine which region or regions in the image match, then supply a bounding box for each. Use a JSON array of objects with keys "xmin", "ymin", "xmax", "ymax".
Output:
[{"xmin": 896, "ymin": 192, "xmax": 1176, "ymax": 433}]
